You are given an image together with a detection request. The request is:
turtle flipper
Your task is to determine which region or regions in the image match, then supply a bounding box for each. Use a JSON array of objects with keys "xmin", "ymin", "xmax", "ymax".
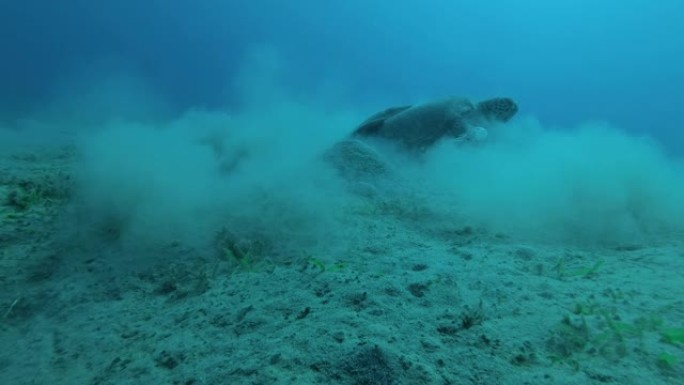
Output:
[{"xmin": 323, "ymin": 138, "xmax": 392, "ymax": 182}]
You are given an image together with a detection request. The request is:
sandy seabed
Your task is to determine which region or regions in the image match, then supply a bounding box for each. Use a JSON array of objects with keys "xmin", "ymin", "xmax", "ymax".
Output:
[{"xmin": 1, "ymin": 144, "xmax": 683, "ymax": 385}]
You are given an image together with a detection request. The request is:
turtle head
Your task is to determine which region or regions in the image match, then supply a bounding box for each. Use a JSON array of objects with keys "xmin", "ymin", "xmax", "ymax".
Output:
[{"xmin": 476, "ymin": 97, "xmax": 518, "ymax": 123}]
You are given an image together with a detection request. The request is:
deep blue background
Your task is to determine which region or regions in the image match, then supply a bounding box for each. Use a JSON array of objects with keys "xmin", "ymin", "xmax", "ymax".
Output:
[{"xmin": 2, "ymin": 1, "xmax": 683, "ymax": 151}]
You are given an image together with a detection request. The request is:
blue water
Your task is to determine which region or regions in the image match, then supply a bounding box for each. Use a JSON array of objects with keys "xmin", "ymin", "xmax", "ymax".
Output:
[
  {"xmin": 3, "ymin": 3, "xmax": 684, "ymax": 384},
  {"xmin": 2, "ymin": 1, "xmax": 683, "ymax": 152}
]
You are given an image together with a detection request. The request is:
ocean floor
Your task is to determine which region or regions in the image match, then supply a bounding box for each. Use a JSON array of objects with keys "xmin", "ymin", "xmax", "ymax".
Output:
[{"xmin": 1, "ymin": 143, "xmax": 683, "ymax": 385}]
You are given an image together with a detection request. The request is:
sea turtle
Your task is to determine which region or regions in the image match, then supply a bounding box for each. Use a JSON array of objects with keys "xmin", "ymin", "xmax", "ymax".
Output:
[
  {"xmin": 323, "ymin": 96, "xmax": 519, "ymax": 185},
  {"xmin": 352, "ymin": 96, "xmax": 518, "ymax": 152}
]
